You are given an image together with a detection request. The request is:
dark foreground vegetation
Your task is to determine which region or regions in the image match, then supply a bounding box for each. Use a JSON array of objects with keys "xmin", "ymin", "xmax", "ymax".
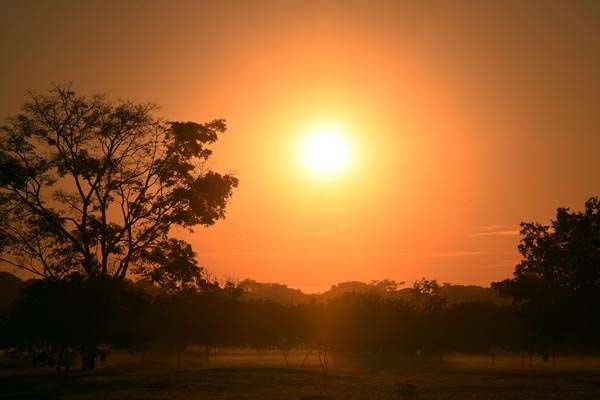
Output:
[{"xmin": 1, "ymin": 271, "xmax": 520, "ymax": 371}]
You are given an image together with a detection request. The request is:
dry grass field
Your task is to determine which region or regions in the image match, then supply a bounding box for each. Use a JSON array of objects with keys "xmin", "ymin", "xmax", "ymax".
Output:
[{"xmin": 2, "ymin": 351, "xmax": 600, "ymax": 399}]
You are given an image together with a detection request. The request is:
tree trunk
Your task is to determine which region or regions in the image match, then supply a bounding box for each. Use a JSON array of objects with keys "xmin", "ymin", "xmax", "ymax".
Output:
[
  {"xmin": 551, "ymin": 339, "xmax": 557, "ymax": 375},
  {"xmin": 65, "ymin": 347, "xmax": 70, "ymax": 372},
  {"xmin": 56, "ymin": 346, "xmax": 64, "ymax": 373},
  {"xmin": 82, "ymin": 344, "xmax": 97, "ymax": 370}
]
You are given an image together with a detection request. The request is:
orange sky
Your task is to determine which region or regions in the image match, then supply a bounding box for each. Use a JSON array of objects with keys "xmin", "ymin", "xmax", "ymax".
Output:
[{"xmin": 1, "ymin": 1, "xmax": 599, "ymax": 292}]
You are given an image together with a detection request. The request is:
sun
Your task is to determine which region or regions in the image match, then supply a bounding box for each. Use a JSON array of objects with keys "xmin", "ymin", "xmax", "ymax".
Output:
[{"xmin": 299, "ymin": 124, "xmax": 352, "ymax": 177}]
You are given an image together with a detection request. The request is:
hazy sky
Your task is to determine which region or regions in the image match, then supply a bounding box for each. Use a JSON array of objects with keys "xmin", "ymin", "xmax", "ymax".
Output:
[{"xmin": 1, "ymin": 1, "xmax": 599, "ymax": 291}]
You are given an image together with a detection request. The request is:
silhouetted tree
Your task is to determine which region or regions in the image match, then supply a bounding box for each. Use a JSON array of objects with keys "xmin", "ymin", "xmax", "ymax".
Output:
[
  {"xmin": 407, "ymin": 279, "xmax": 448, "ymax": 358},
  {"xmin": 445, "ymin": 301, "xmax": 519, "ymax": 355},
  {"xmin": 4, "ymin": 273, "xmax": 149, "ymax": 371},
  {"xmin": 0, "ymin": 85, "xmax": 237, "ymax": 368},
  {"xmin": 410, "ymin": 278, "xmax": 446, "ymax": 311},
  {"xmin": 493, "ymin": 197, "xmax": 600, "ymax": 354}
]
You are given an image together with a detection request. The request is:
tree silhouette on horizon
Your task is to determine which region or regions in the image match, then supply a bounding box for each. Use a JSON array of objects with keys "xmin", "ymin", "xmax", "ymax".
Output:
[{"xmin": 494, "ymin": 197, "xmax": 600, "ymax": 357}]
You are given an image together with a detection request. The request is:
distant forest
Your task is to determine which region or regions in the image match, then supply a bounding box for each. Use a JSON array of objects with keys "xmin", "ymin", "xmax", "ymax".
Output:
[
  {"xmin": 239, "ymin": 279, "xmax": 509, "ymax": 305},
  {"xmin": 0, "ymin": 272, "xmax": 508, "ymax": 312},
  {"xmin": 0, "ymin": 271, "xmax": 520, "ymax": 371}
]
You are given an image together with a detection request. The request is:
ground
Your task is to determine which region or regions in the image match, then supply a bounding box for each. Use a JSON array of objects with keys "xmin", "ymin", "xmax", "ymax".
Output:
[{"xmin": 1, "ymin": 351, "xmax": 600, "ymax": 399}]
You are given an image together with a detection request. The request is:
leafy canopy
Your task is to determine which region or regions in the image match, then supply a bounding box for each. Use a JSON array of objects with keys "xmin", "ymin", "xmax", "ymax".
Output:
[
  {"xmin": 493, "ymin": 197, "xmax": 600, "ymax": 340},
  {"xmin": 0, "ymin": 85, "xmax": 237, "ymax": 288}
]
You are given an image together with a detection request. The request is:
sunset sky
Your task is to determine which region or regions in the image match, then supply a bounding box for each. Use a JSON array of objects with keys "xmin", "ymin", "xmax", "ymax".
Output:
[{"xmin": 1, "ymin": 1, "xmax": 599, "ymax": 292}]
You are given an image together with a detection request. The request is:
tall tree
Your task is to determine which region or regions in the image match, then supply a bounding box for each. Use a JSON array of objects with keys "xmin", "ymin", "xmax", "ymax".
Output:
[
  {"xmin": 493, "ymin": 197, "xmax": 600, "ymax": 352},
  {"xmin": 0, "ymin": 85, "xmax": 237, "ymax": 285}
]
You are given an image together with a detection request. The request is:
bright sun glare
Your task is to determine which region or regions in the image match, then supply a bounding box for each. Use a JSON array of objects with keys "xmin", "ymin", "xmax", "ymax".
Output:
[{"xmin": 300, "ymin": 125, "xmax": 352, "ymax": 177}]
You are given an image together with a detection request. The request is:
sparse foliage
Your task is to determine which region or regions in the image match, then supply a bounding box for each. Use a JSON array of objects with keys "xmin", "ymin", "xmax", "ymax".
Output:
[{"xmin": 0, "ymin": 85, "xmax": 237, "ymax": 287}]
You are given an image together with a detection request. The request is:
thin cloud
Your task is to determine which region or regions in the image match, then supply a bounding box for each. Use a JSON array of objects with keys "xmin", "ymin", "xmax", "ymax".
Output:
[
  {"xmin": 356, "ymin": 250, "xmax": 515, "ymax": 258},
  {"xmin": 475, "ymin": 224, "xmax": 520, "ymax": 237},
  {"xmin": 479, "ymin": 224, "xmax": 516, "ymax": 231},
  {"xmin": 475, "ymin": 230, "xmax": 519, "ymax": 237}
]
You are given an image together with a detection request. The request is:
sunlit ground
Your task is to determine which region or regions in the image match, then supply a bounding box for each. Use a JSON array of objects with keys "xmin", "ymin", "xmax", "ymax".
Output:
[{"xmin": 2, "ymin": 350, "xmax": 600, "ymax": 399}]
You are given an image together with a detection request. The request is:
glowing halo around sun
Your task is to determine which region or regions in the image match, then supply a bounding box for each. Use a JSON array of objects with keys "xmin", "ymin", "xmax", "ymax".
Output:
[{"xmin": 298, "ymin": 124, "xmax": 354, "ymax": 178}]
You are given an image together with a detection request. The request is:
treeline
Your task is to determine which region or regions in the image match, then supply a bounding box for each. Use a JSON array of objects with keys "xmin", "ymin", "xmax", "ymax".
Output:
[
  {"xmin": 0, "ymin": 274, "xmax": 560, "ymax": 371},
  {"xmin": 0, "ymin": 274, "xmax": 521, "ymax": 371},
  {"xmin": 238, "ymin": 279, "xmax": 509, "ymax": 305},
  {"xmin": 0, "ymin": 274, "xmax": 598, "ymax": 372}
]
